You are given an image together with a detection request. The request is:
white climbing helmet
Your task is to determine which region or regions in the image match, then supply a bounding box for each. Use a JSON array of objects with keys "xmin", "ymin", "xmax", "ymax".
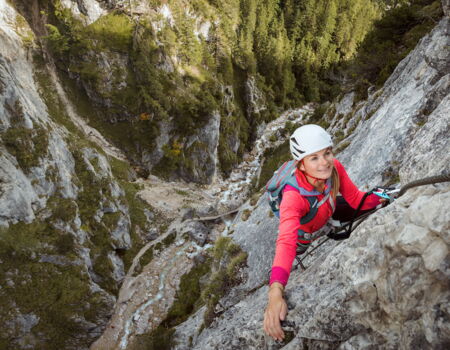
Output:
[{"xmin": 289, "ymin": 124, "xmax": 333, "ymax": 161}]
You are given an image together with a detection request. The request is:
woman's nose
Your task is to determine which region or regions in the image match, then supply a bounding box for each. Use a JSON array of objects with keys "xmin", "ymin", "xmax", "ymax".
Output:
[{"xmin": 319, "ymin": 156, "xmax": 328, "ymax": 165}]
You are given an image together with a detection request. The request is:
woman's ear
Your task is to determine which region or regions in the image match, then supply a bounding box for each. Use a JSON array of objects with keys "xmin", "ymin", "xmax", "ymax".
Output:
[{"xmin": 298, "ymin": 161, "xmax": 305, "ymax": 172}]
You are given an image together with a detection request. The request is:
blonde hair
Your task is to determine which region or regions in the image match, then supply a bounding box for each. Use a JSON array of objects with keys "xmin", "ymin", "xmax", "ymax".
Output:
[{"xmin": 331, "ymin": 165, "xmax": 340, "ymax": 201}]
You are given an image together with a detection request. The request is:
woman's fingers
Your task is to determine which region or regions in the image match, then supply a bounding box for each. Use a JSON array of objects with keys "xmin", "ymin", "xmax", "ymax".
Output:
[
  {"xmin": 279, "ymin": 301, "xmax": 287, "ymax": 320},
  {"xmin": 264, "ymin": 306, "xmax": 285, "ymax": 341}
]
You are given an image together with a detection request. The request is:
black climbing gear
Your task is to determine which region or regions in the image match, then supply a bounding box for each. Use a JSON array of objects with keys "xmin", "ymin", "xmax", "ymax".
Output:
[{"xmin": 293, "ymin": 172, "xmax": 450, "ymax": 270}]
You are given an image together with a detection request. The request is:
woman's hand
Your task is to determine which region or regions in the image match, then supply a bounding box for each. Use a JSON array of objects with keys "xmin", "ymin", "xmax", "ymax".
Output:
[{"xmin": 263, "ymin": 283, "xmax": 288, "ymax": 341}]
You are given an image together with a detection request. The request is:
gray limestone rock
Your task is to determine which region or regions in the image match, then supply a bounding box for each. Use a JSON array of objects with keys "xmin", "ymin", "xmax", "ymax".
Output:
[
  {"xmin": 0, "ymin": 154, "xmax": 38, "ymax": 225},
  {"xmin": 179, "ymin": 221, "xmax": 210, "ymax": 246},
  {"xmin": 221, "ymin": 197, "xmax": 279, "ymax": 305},
  {"xmin": 142, "ymin": 109, "xmax": 219, "ymax": 185},
  {"xmin": 146, "ymin": 227, "xmax": 159, "ymax": 241},
  {"xmin": 142, "ymin": 119, "xmax": 173, "ymax": 171},
  {"xmin": 0, "ymin": 4, "xmax": 132, "ymax": 347},
  {"xmin": 60, "ymin": 0, "xmax": 107, "ymax": 24},
  {"xmin": 443, "ymin": 0, "xmax": 450, "ymax": 16},
  {"xmin": 181, "ymin": 110, "xmax": 221, "ymax": 184},
  {"xmin": 337, "ymin": 18, "xmax": 450, "ymax": 188},
  {"xmin": 245, "ymin": 76, "xmax": 267, "ymax": 116},
  {"xmin": 186, "ymin": 185, "xmax": 450, "ymax": 349},
  {"xmin": 334, "ymin": 92, "xmax": 355, "ymax": 118}
]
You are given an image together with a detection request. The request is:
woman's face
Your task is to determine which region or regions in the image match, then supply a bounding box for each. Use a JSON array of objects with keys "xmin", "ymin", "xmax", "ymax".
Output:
[{"xmin": 299, "ymin": 147, "xmax": 334, "ymax": 179}]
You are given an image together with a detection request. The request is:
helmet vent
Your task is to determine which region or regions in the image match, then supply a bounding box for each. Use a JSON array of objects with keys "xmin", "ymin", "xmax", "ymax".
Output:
[{"xmin": 291, "ymin": 144, "xmax": 304, "ymax": 154}]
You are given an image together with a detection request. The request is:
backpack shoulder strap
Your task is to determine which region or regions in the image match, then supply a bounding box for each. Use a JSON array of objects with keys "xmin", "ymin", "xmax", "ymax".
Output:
[
  {"xmin": 266, "ymin": 160, "xmax": 299, "ymax": 217},
  {"xmin": 300, "ymin": 196, "xmax": 318, "ymax": 225}
]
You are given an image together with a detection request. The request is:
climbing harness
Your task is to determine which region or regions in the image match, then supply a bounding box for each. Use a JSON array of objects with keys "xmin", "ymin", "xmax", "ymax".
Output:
[{"xmin": 293, "ymin": 172, "xmax": 450, "ymax": 270}]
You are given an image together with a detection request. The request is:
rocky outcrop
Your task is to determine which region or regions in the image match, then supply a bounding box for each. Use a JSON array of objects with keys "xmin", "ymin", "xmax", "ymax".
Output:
[
  {"xmin": 180, "ymin": 185, "xmax": 449, "ymax": 349},
  {"xmin": 443, "ymin": 0, "xmax": 450, "ymax": 16},
  {"xmin": 180, "ymin": 110, "xmax": 221, "ymax": 184},
  {"xmin": 245, "ymin": 76, "xmax": 267, "ymax": 117},
  {"xmin": 142, "ymin": 109, "xmax": 220, "ymax": 184},
  {"xmin": 0, "ymin": 2, "xmax": 149, "ymax": 348},
  {"xmin": 60, "ymin": 0, "xmax": 108, "ymax": 24},
  {"xmin": 331, "ymin": 17, "xmax": 450, "ymax": 188}
]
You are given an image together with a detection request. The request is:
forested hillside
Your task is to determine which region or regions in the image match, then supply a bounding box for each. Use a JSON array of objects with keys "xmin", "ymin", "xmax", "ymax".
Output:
[{"xmin": 11, "ymin": 0, "xmax": 441, "ymax": 183}]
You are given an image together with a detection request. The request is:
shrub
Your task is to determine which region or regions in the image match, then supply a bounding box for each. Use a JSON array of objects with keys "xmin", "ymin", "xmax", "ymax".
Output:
[{"xmin": 44, "ymin": 24, "xmax": 69, "ymax": 53}]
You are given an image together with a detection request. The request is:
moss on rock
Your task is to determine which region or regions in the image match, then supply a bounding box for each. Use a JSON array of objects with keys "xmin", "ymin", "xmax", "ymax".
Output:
[
  {"xmin": 0, "ymin": 221, "xmax": 110, "ymax": 349},
  {"xmin": 2, "ymin": 124, "xmax": 49, "ymax": 172},
  {"xmin": 201, "ymin": 236, "xmax": 248, "ymax": 326}
]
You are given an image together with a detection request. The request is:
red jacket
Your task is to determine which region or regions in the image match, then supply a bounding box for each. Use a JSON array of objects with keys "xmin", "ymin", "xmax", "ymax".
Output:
[{"xmin": 270, "ymin": 158, "xmax": 381, "ymax": 286}]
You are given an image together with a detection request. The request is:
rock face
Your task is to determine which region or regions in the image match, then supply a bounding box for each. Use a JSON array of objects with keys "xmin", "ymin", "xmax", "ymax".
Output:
[
  {"xmin": 179, "ymin": 221, "xmax": 210, "ymax": 246},
  {"xmin": 173, "ymin": 16, "xmax": 450, "ymax": 350},
  {"xmin": 60, "ymin": 0, "xmax": 107, "ymax": 24},
  {"xmin": 179, "ymin": 110, "xmax": 221, "ymax": 184},
  {"xmin": 0, "ymin": 1, "xmax": 149, "ymax": 348},
  {"xmin": 184, "ymin": 185, "xmax": 449, "ymax": 350},
  {"xmin": 245, "ymin": 76, "xmax": 267, "ymax": 117},
  {"xmin": 143, "ymin": 108, "xmax": 220, "ymax": 184},
  {"xmin": 443, "ymin": 0, "xmax": 450, "ymax": 16},
  {"xmin": 334, "ymin": 17, "xmax": 450, "ymax": 188}
]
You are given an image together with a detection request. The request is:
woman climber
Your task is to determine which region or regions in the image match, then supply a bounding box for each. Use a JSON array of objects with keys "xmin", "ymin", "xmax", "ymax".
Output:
[{"xmin": 263, "ymin": 124, "xmax": 384, "ymax": 341}]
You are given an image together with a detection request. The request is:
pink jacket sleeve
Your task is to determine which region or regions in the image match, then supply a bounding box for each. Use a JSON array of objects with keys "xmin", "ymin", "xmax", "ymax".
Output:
[
  {"xmin": 334, "ymin": 159, "xmax": 381, "ymax": 210},
  {"xmin": 269, "ymin": 189, "xmax": 308, "ymax": 286}
]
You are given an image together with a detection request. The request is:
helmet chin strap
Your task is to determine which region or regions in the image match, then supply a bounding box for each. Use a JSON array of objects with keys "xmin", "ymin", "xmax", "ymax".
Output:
[
  {"xmin": 303, "ymin": 172, "xmax": 326, "ymax": 184},
  {"xmin": 299, "ymin": 160, "xmax": 328, "ymax": 185}
]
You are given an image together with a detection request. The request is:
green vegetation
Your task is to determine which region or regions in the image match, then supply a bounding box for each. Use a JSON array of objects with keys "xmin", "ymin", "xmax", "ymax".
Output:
[
  {"xmin": 201, "ymin": 236, "xmax": 248, "ymax": 326},
  {"xmin": 249, "ymin": 192, "xmax": 260, "ymax": 206},
  {"xmin": 44, "ymin": 23, "xmax": 69, "ymax": 53},
  {"xmin": 30, "ymin": 0, "xmax": 393, "ymax": 180},
  {"xmin": 15, "ymin": 13, "xmax": 35, "ymax": 48},
  {"xmin": 343, "ymin": 0, "xmax": 443, "ymax": 100},
  {"xmin": 174, "ymin": 188, "xmax": 190, "ymax": 196},
  {"xmin": 0, "ymin": 221, "xmax": 109, "ymax": 349},
  {"xmin": 1, "ymin": 95, "xmax": 49, "ymax": 172},
  {"xmin": 241, "ymin": 209, "xmax": 251, "ymax": 221},
  {"xmin": 162, "ymin": 231, "xmax": 177, "ymax": 247},
  {"xmin": 3, "ymin": 124, "xmax": 49, "ymax": 172},
  {"xmin": 259, "ymin": 140, "xmax": 291, "ymax": 190},
  {"xmin": 335, "ymin": 140, "xmax": 351, "ymax": 154},
  {"xmin": 84, "ymin": 13, "xmax": 134, "ymax": 52}
]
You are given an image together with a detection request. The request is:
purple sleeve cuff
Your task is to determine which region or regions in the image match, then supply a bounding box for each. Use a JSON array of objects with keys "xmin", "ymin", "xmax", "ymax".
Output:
[{"xmin": 269, "ymin": 266, "xmax": 289, "ymax": 287}]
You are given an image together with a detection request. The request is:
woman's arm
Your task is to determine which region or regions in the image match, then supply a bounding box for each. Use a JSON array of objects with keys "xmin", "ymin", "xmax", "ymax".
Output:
[
  {"xmin": 264, "ymin": 188, "xmax": 307, "ymax": 341},
  {"xmin": 334, "ymin": 159, "xmax": 381, "ymax": 210}
]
